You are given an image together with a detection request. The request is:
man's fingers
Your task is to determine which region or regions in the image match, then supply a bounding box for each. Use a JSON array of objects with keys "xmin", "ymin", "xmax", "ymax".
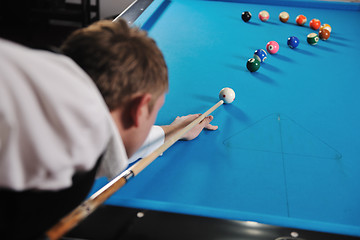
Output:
[{"xmin": 200, "ymin": 115, "xmax": 218, "ymax": 130}]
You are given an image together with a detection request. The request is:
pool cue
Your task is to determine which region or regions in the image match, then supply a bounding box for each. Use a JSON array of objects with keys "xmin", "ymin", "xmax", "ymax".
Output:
[
  {"xmin": 45, "ymin": 100, "xmax": 224, "ymax": 240},
  {"xmin": 112, "ymin": 0, "xmax": 138, "ymax": 23}
]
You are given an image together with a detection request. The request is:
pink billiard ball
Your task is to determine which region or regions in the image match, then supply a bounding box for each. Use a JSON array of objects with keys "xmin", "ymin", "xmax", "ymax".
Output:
[
  {"xmin": 258, "ymin": 10, "xmax": 270, "ymax": 22},
  {"xmin": 266, "ymin": 41, "xmax": 279, "ymax": 54}
]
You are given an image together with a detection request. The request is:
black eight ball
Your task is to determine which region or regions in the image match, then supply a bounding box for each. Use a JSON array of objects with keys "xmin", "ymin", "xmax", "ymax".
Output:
[{"xmin": 241, "ymin": 11, "xmax": 252, "ymax": 22}]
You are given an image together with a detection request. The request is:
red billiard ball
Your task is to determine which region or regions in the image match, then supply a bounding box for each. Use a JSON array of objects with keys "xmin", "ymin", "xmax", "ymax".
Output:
[
  {"xmin": 296, "ymin": 14, "xmax": 307, "ymax": 25},
  {"xmin": 310, "ymin": 19, "xmax": 321, "ymax": 30}
]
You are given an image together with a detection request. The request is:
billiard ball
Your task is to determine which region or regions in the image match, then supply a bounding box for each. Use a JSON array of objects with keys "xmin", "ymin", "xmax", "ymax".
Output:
[
  {"xmin": 254, "ymin": 49, "xmax": 267, "ymax": 63},
  {"xmin": 309, "ymin": 18, "xmax": 321, "ymax": 30},
  {"xmin": 242, "ymin": 11, "xmax": 252, "ymax": 22},
  {"xmin": 266, "ymin": 41, "xmax": 279, "ymax": 54},
  {"xmin": 320, "ymin": 23, "xmax": 332, "ymax": 33},
  {"xmin": 246, "ymin": 58, "xmax": 260, "ymax": 72},
  {"xmin": 307, "ymin": 33, "xmax": 319, "ymax": 45},
  {"xmin": 219, "ymin": 87, "xmax": 235, "ymax": 104},
  {"xmin": 279, "ymin": 11, "xmax": 289, "ymax": 23},
  {"xmin": 319, "ymin": 29, "xmax": 330, "ymax": 40},
  {"xmin": 259, "ymin": 10, "xmax": 269, "ymax": 22},
  {"xmin": 296, "ymin": 14, "xmax": 307, "ymax": 25},
  {"xmin": 287, "ymin": 36, "xmax": 299, "ymax": 49}
]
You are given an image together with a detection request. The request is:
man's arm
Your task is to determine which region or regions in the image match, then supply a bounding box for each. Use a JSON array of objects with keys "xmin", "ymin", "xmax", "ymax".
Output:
[{"xmin": 129, "ymin": 114, "xmax": 218, "ymax": 163}]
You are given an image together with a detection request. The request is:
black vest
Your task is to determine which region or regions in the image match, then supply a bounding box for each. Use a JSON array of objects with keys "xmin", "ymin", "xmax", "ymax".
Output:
[{"xmin": 0, "ymin": 157, "xmax": 102, "ymax": 240}]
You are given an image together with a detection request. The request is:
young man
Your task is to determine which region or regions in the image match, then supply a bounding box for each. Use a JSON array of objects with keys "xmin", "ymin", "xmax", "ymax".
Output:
[
  {"xmin": 60, "ymin": 19, "xmax": 218, "ymax": 166},
  {"xmin": 0, "ymin": 19, "xmax": 216, "ymax": 239}
]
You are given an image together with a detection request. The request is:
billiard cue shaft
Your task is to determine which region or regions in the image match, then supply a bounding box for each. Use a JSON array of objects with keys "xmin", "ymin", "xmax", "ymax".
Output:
[
  {"xmin": 45, "ymin": 100, "xmax": 224, "ymax": 240},
  {"xmin": 130, "ymin": 99, "xmax": 224, "ymax": 176},
  {"xmin": 112, "ymin": 0, "xmax": 138, "ymax": 22}
]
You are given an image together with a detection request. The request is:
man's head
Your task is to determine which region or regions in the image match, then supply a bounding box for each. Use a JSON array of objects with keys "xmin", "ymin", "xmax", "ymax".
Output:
[{"xmin": 61, "ymin": 19, "xmax": 168, "ymax": 157}]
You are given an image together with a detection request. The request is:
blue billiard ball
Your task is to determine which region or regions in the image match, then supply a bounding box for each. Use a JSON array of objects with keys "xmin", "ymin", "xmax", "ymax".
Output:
[
  {"xmin": 254, "ymin": 49, "xmax": 267, "ymax": 63},
  {"xmin": 287, "ymin": 36, "xmax": 299, "ymax": 49}
]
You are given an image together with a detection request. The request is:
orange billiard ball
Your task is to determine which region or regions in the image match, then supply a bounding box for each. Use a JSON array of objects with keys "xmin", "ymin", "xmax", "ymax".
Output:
[
  {"xmin": 320, "ymin": 23, "xmax": 332, "ymax": 33},
  {"xmin": 310, "ymin": 19, "xmax": 321, "ymax": 30},
  {"xmin": 296, "ymin": 14, "xmax": 307, "ymax": 25}
]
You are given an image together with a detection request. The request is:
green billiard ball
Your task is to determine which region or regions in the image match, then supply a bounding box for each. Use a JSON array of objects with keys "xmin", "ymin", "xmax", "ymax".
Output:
[
  {"xmin": 246, "ymin": 58, "xmax": 260, "ymax": 72},
  {"xmin": 307, "ymin": 33, "xmax": 319, "ymax": 45}
]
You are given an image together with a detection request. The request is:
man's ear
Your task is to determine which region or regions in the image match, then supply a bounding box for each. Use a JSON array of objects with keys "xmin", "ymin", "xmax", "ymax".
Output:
[{"xmin": 129, "ymin": 93, "xmax": 152, "ymax": 128}]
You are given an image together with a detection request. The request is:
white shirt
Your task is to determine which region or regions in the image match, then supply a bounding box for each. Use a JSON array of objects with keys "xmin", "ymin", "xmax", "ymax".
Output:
[
  {"xmin": 0, "ymin": 39, "xmax": 111, "ymax": 190},
  {"xmin": 0, "ymin": 39, "xmax": 165, "ymax": 191}
]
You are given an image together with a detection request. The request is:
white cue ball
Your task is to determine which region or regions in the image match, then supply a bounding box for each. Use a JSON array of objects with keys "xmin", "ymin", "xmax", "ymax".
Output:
[{"xmin": 219, "ymin": 87, "xmax": 235, "ymax": 104}]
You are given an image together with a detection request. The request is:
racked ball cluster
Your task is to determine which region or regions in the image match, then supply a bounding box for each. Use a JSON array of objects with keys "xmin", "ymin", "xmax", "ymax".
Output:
[{"xmin": 241, "ymin": 9, "xmax": 332, "ymax": 72}]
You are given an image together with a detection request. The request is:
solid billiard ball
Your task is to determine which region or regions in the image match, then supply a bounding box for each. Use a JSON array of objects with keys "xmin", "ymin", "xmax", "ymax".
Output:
[
  {"xmin": 266, "ymin": 41, "xmax": 279, "ymax": 54},
  {"xmin": 279, "ymin": 11, "xmax": 289, "ymax": 23},
  {"xmin": 307, "ymin": 33, "xmax": 319, "ymax": 45},
  {"xmin": 259, "ymin": 10, "xmax": 270, "ymax": 22},
  {"xmin": 246, "ymin": 58, "xmax": 260, "ymax": 72},
  {"xmin": 320, "ymin": 23, "xmax": 332, "ymax": 33},
  {"xmin": 309, "ymin": 18, "xmax": 321, "ymax": 30},
  {"xmin": 296, "ymin": 14, "xmax": 307, "ymax": 25},
  {"xmin": 219, "ymin": 87, "xmax": 235, "ymax": 104},
  {"xmin": 319, "ymin": 29, "xmax": 330, "ymax": 40},
  {"xmin": 254, "ymin": 49, "xmax": 267, "ymax": 63},
  {"xmin": 287, "ymin": 36, "xmax": 299, "ymax": 49},
  {"xmin": 242, "ymin": 11, "xmax": 252, "ymax": 22}
]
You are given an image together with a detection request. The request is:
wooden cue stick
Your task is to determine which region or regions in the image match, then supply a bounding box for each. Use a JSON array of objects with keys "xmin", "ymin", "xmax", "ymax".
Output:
[{"xmin": 45, "ymin": 100, "xmax": 224, "ymax": 240}]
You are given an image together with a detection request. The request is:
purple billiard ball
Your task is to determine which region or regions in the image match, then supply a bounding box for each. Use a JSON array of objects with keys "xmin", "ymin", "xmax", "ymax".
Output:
[
  {"xmin": 254, "ymin": 49, "xmax": 267, "ymax": 63},
  {"xmin": 287, "ymin": 36, "xmax": 299, "ymax": 49}
]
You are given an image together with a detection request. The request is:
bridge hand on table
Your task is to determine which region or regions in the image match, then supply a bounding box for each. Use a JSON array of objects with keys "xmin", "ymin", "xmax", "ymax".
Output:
[{"xmin": 161, "ymin": 114, "xmax": 218, "ymax": 141}]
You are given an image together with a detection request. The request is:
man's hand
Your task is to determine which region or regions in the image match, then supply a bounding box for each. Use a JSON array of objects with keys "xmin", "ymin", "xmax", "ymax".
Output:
[{"xmin": 161, "ymin": 114, "xmax": 218, "ymax": 141}]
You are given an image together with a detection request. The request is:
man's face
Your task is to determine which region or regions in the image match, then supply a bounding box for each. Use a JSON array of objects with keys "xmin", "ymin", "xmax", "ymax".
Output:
[{"xmin": 128, "ymin": 93, "xmax": 165, "ymax": 158}]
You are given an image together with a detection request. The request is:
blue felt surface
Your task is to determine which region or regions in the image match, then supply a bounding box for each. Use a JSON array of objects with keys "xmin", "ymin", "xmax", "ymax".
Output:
[{"xmin": 90, "ymin": 0, "xmax": 360, "ymax": 237}]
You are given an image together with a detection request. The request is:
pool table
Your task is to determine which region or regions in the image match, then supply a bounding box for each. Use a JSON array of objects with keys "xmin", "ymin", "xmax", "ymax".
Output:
[{"xmin": 69, "ymin": 0, "xmax": 360, "ymax": 239}]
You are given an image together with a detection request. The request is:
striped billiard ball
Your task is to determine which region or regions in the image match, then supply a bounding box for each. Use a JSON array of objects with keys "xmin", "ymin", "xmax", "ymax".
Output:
[
  {"xmin": 279, "ymin": 11, "xmax": 289, "ymax": 23},
  {"xmin": 287, "ymin": 36, "xmax": 299, "ymax": 49},
  {"xmin": 259, "ymin": 10, "xmax": 269, "ymax": 22},
  {"xmin": 246, "ymin": 58, "xmax": 260, "ymax": 72},
  {"xmin": 320, "ymin": 23, "xmax": 332, "ymax": 33},
  {"xmin": 254, "ymin": 49, "xmax": 267, "ymax": 63},
  {"xmin": 296, "ymin": 14, "xmax": 307, "ymax": 25},
  {"xmin": 307, "ymin": 33, "xmax": 319, "ymax": 45}
]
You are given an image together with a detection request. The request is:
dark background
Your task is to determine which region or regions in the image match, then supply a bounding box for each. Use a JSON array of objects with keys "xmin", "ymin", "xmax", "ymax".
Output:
[{"xmin": 0, "ymin": 0, "xmax": 100, "ymax": 50}]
